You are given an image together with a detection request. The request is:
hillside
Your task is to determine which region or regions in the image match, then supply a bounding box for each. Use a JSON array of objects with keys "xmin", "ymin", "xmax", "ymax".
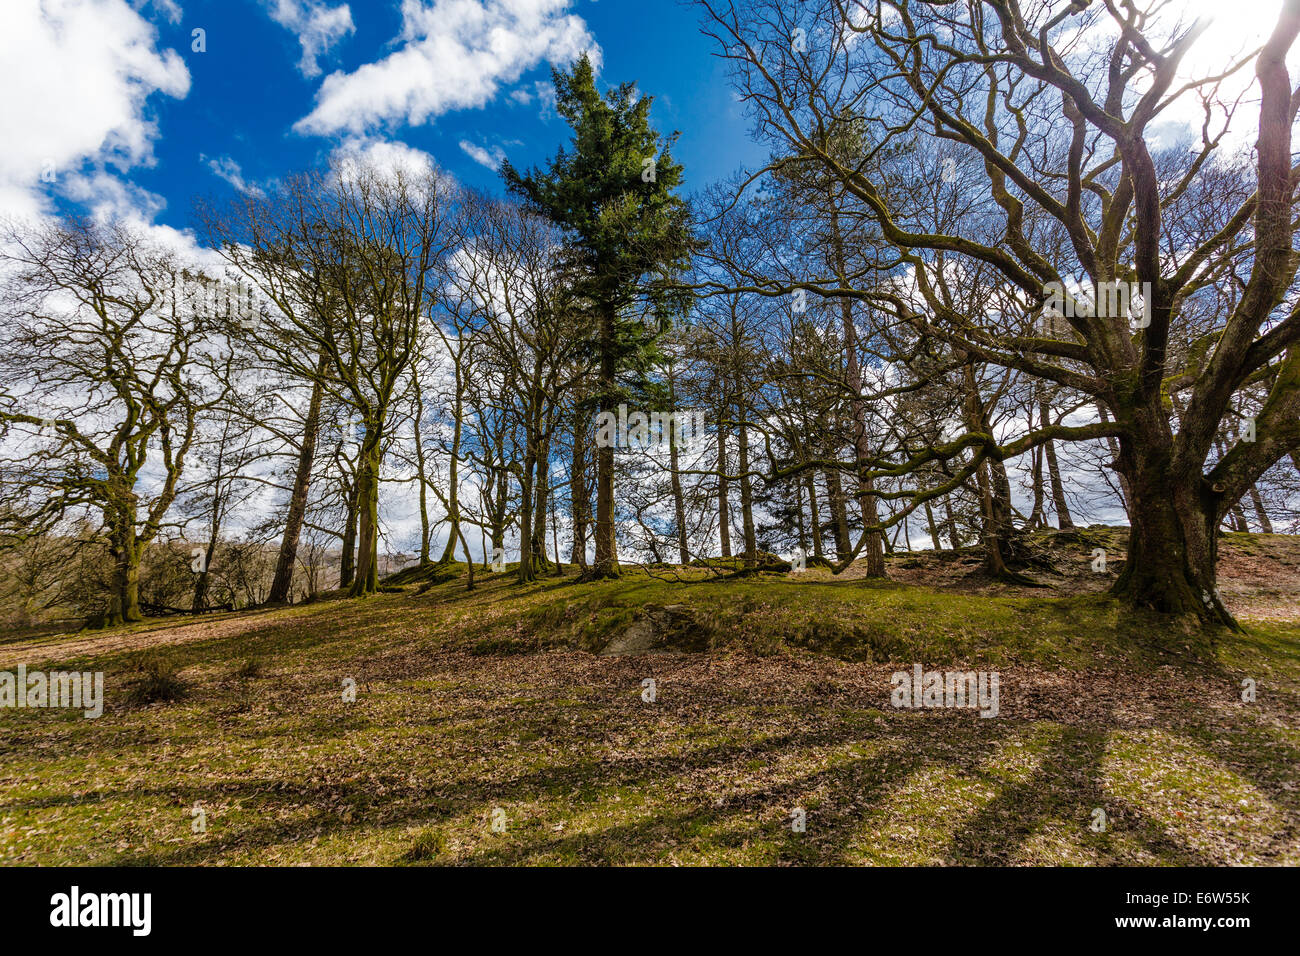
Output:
[{"xmin": 2, "ymin": 529, "xmax": 1298, "ymax": 866}]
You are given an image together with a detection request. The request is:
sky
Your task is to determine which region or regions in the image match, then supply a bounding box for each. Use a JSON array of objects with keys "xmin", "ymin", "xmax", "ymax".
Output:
[
  {"xmin": 0, "ymin": 0, "xmax": 1287, "ymax": 242},
  {"xmin": 0, "ymin": 0, "xmax": 766, "ymax": 235},
  {"xmin": 0, "ymin": 0, "xmax": 1290, "ymax": 555}
]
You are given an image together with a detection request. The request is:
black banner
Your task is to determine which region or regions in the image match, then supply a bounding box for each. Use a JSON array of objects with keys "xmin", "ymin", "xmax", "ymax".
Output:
[{"xmin": 0, "ymin": 865, "xmax": 1287, "ymax": 943}]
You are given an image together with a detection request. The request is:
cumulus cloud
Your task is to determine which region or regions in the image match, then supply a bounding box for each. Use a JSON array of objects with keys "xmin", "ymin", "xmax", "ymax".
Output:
[
  {"xmin": 264, "ymin": 0, "xmax": 355, "ymax": 78},
  {"xmin": 458, "ymin": 140, "xmax": 506, "ymax": 170},
  {"xmin": 294, "ymin": 0, "xmax": 597, "ymax": 136},
  {"xmin": 331, "ymin": 136, "xmax": 439, "ymax": 179},
  {"xmin": 0, "ymin": 0, "xmax": 190, "ymax": 221}
]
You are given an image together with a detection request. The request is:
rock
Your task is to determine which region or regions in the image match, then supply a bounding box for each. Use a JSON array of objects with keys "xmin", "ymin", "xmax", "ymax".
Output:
[{"xmin": 599, "ymin": 604, "xmax": 700, "ymax": 656}]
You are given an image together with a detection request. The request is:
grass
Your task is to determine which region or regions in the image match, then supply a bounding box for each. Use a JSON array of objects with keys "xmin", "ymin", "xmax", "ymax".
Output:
[{"xmin": 1, "ymin": 562, "xmax": 1297, "ymax": 866}]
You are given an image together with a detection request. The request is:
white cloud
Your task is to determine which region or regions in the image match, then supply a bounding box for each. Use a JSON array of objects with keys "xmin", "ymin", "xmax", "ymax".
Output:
[
  {"xmin": 201, "ymin": 154, "xmax": 267, "ymax": 197},
  {"xmin": 458, "ymin": 140, "xmax": 506, "ymax": 170},
  {"xmin": 264, "ymin": 0, "xmax": 355, "ymax": 78},
  {"xmin": 331, "ymin": 136, "xmax": 439, "ymax": 179},
  {"xmin": 0, "ymin": 0, "xmax": 190, "ymax": 221},
  {"xmin": 294, "ymin": 0, "xmax": 598, "ymax": 136}
]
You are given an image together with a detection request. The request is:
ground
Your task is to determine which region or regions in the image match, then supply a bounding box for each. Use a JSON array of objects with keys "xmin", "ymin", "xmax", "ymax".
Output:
[{"xmin": 2, "ymin": 529, "xmax": 1298, "ymax": 865}]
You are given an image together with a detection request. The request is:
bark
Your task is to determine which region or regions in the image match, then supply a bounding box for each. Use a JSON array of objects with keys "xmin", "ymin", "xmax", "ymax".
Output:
[
  {"xmin": 962, "ymin": 362, "xmax": 1022, "ymax": 578},
  {"xmin": 668, "ymin": 375, "xmax": 689, "ymax": 565},
  {"xmin": 795, "ymin": 477, "xmax": 808, "ymax": 555},
  {"xmin": 105, "ymin": 504, "xmax": 143, "ymax": 625},
  {"xmin": 269, "ymin": 359, "xmax": 327, "ymax": 603},
  {"xmin": 925, "ymin": 501, "xmax": 943, "ymax": 551},
  {"xmin": 517, "ymin": 443, "xmax": 537, "ymax": 585},
  {"xmin": 591, "ymin": 309, "xmax": 619, "ymax": 577},
  {"xmin": 569, "ymin": 413, "xmax": 589, "ymax": 568},
  {"xmin": 669, "ymin": 427, "xmax": 689, "ymax": 564},
  {"xmin": 716, "ymin": 407, "xmax": 732, "ymax": 558},
  {"xmin": 944, "ymin": 496, "xmax": 961, "ymax": 549},
  {"xmin": 413, "ymin": 397, "xmax": 430, "ymax": 565},
  {"xmin": 436, "ymin": 389, "xmax": 463, "ymax": 565},
  {"xmin": 805, "ymin": 472, "xmax": 824, "ymax": 558},
  {"xmin": 348, "ymin": 428, "xmax": 381, "ymax": 597},
  {"xmin": 347, "ymin": 419, "xmax": 384, "ymax": 597},
  {"xmin": 1040, "ymin": 397, "xmax": 1075, "ymax": 530},
  {"xmin": 737, "ymin": 398, "xmax": 757, "ymax": 568},
  {"xmin": 1110, "ymin": 408, "xmax": 1235, "ymax": 627},
  {"xmin": 339, "ymin": 477, "xmax": 358, "ymax": 589},
  {"xmin": 825, "ymin": 468, "xmax": 851, "ymax": 561},
  {"xmin": 1248, "ymin": 484, "xmax": 1274, "ymax": 534},
  {"xmin": 518, "ymin": 398, "xmax": 545, "ymax": 584},
  {"xmin": 1027, "ymin": 440, "xmax": 1045, "ymax": 530},
  {"xmin": 532, "ymin": 430, "xmax": 552, "ymax": 573},
  {"xmin": 490, "ymin": 470, "xmax": 508, "ymax": 560}
]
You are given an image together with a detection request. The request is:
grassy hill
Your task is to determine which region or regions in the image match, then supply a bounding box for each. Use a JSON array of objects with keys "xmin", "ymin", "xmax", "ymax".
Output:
[{"xmin": 2, "ymin": 529, "xmax": 1298, "ymax": 865}]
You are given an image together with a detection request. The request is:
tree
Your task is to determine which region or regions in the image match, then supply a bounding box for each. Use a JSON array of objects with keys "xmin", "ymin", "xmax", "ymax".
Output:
[
  {"xmin": 203, "ymin": 162, "xmax": 451, "ymax": 597},
  {"xmin": 504, "ymin": 54, "xmax": 696, "ymax": 578},
  {"xmin": 702, "ymin": 0, "xmax": 1300, "ymax": 628},
  {"xmin": 0, "ymin": 218, "xmax": 223, "ymax": 624},
  {"xmin": 443, "ymin": 192, "xmax": 586, "ymax": 583}
]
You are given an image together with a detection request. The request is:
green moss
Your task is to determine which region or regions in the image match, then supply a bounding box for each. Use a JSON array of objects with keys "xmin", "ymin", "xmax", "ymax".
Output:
[{"xmin": 2, "ymin": 548, "xmax": 1297, "ymax": 866}]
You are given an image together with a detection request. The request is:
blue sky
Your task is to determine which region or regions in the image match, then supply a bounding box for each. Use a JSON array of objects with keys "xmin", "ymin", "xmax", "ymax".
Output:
[{"xmin": 4, "ymin": 0, "xmax": 766, "ymax": 235}]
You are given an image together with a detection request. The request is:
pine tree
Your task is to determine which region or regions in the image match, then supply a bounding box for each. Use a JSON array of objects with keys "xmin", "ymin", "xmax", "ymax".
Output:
[{"xmin": 504, "ymin": 54, "xmax": 695, "ymax": 578}]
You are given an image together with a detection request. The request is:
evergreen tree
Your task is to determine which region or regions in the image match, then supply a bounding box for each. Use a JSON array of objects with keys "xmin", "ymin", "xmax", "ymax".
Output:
[{"xmin": 504, "ymin": 54, "xmax": 695, "ymax": 578}]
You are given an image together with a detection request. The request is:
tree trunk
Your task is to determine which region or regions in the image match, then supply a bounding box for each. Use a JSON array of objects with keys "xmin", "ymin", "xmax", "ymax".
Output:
[
  {"xmin": 944, "ymin": 496, "xmax": 961, "ymax": 549},
  {"xmin": 414, "ymin": 395, "xmax": 430, "ymax": 565},
  {"xmin": 737, "ymin": 400, "xmax": 757, "ymax": 568},
  {"xmin": 829, "ymin": 206, "xmax": 885, "ymax": 577},
  {"xmin": 1027, "ymin": 441, "xmax": 1045, "ymax": 530},
  {"xmin": 518, "ymin": 405, "xmax": 540, "ymax": 584},
  {"xmin": 436, "ymin": 389, "xmax": 463, "ymax": 565},
  {"xmin": 1248, "ymin": 484, "xmax": 1274, "ymax": 534},
  {"xmin": 517, "ymin": 457, "xmax": 536, "ymax": 584},
  {"xmin": 191, "ymin": 536, "xmax": 218, "ymax": 613},
  {"xmin": 1040, "ymin": 397, "xmax": 1074, "ymax": 530},
  {"xmin": 925, "ymin": 501, "xmax": 943, "ymax": 551},
  {"xmin": 805, "ymin": 472, "xmax": 824, "ymax": 558},
  {"xmin": 339, "ymin": 477, "xmax": 358, "ymax": 589},
  {"xmin": 122, "ymin": 551, "xmax": 143, "ymax": 623},
  {"xmin": 269, "ymin": 359, "xmax": 327, "ymax": 603},
  {"xmin": 962, "ymin": 361, "xmax": 1020, "ymax": 576},
  {"xmin": 668, "ymin": 380, "xmax": 689, "ymax": 565},
  {"xmin": 532, "ymin": 429, "xmax": 552, "ymax": 573},
  {"xmin": 716, "ymin": 406, "xmax": 732, "ymax": 558},
  {"xmin": 348, "ymin": 425, "xmax": 382, "ymax": 597},
  {"xmin": 591, "ymin": 310, "xmax": 619, "ymax": 578},
  {"xmin": 569, "ymin": 412, "xmax": 588, "ymax": 568},
  {"xmin": 825, "ymin": 468, "xmax": 851, "ymax": 561},
  {"xmin": 1110, "ymin": 414, "xmax": 1236, "ymax": 628},
  {"xmin": 490, "ymin": 470, "xmax": 508, "ymax": 563}
]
